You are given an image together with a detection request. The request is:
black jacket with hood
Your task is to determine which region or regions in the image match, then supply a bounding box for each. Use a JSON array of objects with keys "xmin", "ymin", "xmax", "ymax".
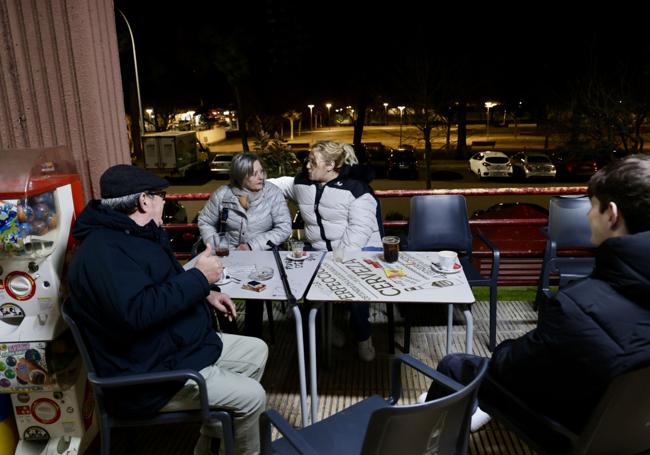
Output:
[
  {"xmin": 67, "ymin": 201, "xmax": 221, "ymax": 417},
  {"xmin": 489, "ymin": 230, "xmax": 650, "ymax": 430}
]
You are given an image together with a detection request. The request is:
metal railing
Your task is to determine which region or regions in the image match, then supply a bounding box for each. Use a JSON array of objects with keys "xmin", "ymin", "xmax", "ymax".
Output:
[{"xmin": 165, "ymin": 185, "xmax": 587, "ymax": 233}]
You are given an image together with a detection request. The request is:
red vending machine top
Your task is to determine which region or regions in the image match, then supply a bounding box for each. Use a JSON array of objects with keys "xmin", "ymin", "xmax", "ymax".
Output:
[{"xmin": 0, "ymin": 146, "xmax": 84, "ymax": 346}]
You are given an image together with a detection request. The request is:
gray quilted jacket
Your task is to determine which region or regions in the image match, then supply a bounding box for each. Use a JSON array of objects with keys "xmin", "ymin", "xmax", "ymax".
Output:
[{"xmin": 197, "ymin": 183, "xmax": 291, "ymax": 250}]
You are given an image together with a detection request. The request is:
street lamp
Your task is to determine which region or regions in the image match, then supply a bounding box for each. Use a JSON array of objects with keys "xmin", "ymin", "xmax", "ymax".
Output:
[
  {"xmin": 484, "ymin": 101, "xmax": 498, "ymax": 140},
  {"xmin": 307, "ymin": 104, "xmax": 315, "ymax": 130},
  {"xmin": 398, "ymin": 106, "xmax": 405, "ymax": 146},
  {"xmin": 383, "ymin": 102, "xmax": 389, "ymax": 125},
  {"xmin": 117, "ymin": 9, "xmax": 143, "ymax": 155},
  {"xmin": 325, "ymin": 103, "xmax": 332, "ymax": 126}
]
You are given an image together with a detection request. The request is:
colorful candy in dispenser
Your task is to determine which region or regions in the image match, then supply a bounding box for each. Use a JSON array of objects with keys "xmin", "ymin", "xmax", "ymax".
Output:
[
  {"xmin": 16, "ymin": 205, "xmax": 34, "ymax": 223},
  {"xmin": 0, "ymin": 202, "xmax": 24, "ymax": 255}
]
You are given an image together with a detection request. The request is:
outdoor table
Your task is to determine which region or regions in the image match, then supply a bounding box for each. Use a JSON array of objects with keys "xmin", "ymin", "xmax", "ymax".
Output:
[
  {"xmin": 186, "ymin": 250, "xmax": 324, "ymax": 427},
  {"xmin": 305, "ymin": 250, "xmax": 475, "ymax": 423}
]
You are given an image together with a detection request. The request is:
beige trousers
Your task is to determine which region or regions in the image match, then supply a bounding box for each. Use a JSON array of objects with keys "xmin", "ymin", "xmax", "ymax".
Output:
[{"xmin": 161, "ymin": 334, "xmax": 268, "ymax": 455}]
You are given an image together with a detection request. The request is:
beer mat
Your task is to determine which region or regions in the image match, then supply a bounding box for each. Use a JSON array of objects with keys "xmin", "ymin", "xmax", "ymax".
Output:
[{"xmin": 384, "ymin": 268, "xmax": 407, "ymax": 278}]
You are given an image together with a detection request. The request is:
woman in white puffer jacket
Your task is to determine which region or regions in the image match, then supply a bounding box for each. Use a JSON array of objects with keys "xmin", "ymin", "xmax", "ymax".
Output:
[
  {"xmin": 268, "ymin": 140, "xmax": 382, "ymax": 362},
  {"xmin": 198, "ymin": 152, "xmax": 291, "ymax": 337}
]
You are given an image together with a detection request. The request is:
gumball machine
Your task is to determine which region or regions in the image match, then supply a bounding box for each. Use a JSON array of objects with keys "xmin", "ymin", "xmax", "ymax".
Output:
[{"xmin": 0, "ymin": 147, "xmax": 96, "ymax": 454}]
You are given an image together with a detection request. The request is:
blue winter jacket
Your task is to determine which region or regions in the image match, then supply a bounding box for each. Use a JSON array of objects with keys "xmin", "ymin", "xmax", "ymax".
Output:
[{"xmin": 67, "ymin": 201, "xmax": 221, "ymax": 417}]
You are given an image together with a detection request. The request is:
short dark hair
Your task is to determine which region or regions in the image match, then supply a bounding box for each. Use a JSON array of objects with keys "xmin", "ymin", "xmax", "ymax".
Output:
[{"xmin": 588, "ymin": 154, "xmax": 650, "ymax": 234}]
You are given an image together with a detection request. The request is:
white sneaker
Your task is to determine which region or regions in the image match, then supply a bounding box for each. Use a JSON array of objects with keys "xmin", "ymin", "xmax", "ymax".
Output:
[
  {"xmin": 470, "ymin": 406, "xmax": 492, "ymax": 432},
  {"xmin": 417, "ymin": 392, "xmax": 428, "ymax": 404},
  {"xmin": 331, "ymin": 325, "xmax": 345, "ymax": 348},
  {"xmin": 358, "ymin": 337, "xmax": 376, "ymax": 362}
]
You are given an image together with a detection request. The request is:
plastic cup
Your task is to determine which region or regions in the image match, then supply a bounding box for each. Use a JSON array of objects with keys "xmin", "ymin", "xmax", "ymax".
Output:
[{"xmin": 382, "ymin": 236, "xmax": 400, "ymax": 263}]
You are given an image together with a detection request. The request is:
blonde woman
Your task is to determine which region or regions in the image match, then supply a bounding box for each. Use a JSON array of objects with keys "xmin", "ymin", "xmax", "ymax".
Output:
[{"xmin": 269, "ymin": 140, "xmax": 382, "ymax": 361}]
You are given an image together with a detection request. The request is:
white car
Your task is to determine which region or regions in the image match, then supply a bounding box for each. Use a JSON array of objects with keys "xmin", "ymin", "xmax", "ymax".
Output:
[
  {"xmin": 209, "ymin": 153, "xmax": 234, "ymax": 177},
  {"xmin": 510, "ymin": 151, "xmax": 556, "ymax": 179},
  {"xmin": 469, "ymin": 151, "xmax": 513, "ymax": 179}
]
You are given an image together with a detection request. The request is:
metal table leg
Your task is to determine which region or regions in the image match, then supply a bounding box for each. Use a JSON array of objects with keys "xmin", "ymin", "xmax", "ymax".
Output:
[
  {"xmin": 291, "ymin": 305, "xmax": 309, "ymax": 427},
  {"xmin": 308, "ymin": 304, "xmax": 322, "ymax": 425},
  {"xmin": 446, "ymin": 304, "xmax": 474, "ymax": 355}
]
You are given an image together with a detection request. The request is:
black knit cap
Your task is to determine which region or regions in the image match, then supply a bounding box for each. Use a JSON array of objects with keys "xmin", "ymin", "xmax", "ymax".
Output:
[{"xmin": 100, "ymin": 164, "xmax": 169, "ymax": 198}]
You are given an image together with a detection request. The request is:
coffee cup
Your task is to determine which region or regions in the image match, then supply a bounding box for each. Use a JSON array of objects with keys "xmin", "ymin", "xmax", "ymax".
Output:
[
  {"xmin": 382, "ymin": 236, "xmax": 400, "ymax": 263},
  {"xmin": 333, "ymin": 246, "xmax": 345, "ymax": 262},
  {"xmin": 436, "ymin": 250, "xmax": 458, "ymax": 270}
]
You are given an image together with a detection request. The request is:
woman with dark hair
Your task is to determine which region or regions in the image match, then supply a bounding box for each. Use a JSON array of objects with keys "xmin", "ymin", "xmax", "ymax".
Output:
[{"xmin": 198, "ymin": 152, "xmax": 291, "ymax": 336}]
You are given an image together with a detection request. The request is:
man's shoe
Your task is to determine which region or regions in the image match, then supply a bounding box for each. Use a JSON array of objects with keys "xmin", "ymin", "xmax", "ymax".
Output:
[
  {"xmin": 470, "ymin": 406, "xmax": 492, "ymax": 432},
  {"xmin": 358, "ymin": 337, "xmax": 375, "ymax": 362}
]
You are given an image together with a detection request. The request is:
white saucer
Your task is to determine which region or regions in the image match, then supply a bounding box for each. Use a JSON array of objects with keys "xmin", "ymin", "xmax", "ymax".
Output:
[
  {"xmin": 287, "ymin": 252, "xmax": 309, "ymax": 261},
  {"xmin": 431, "ymin": 263, "xmax": 461, "ymax": 274}
]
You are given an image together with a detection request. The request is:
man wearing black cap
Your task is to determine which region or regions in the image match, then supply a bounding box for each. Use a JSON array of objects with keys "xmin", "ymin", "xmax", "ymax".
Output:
[{"xmin": 67, "ymin": 164, "xmax": 268, "ymax": 455}]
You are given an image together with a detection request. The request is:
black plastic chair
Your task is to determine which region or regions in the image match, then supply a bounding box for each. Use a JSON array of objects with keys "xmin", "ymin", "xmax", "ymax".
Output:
[
  {"xmin": 481, "ymin": 364, "xmax": 650, "ymax": 455},
  {"xmin": 60, "ymin": 299, "xmax": 234, "ymax": 455},
  {"xmin": 260, "ymin": 354, "xmax": 488, "ymax": 455},
  {"xmin": 191, "ymin": 237, "xmax": 277, "ymax": 343},
  {"xmin": 534, "ymin": 196, "xmax": 595, "ymax": 309},
  {"xmin": 399, "ymin": 195, "xmax": 501, "ymax": 351}
]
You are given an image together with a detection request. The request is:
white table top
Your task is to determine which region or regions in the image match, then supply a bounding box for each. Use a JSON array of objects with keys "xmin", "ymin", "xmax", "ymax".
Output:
[
  {"xmin": 186, "ymin": 250, "xmax": 324, "ymax": 300},
  {"xmin": 306, "ymin": 251, "xmax": 475, "ymax": 304}
]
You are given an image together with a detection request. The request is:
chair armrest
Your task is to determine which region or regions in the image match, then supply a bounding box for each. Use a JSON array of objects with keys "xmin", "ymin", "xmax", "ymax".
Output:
[
  {"xmin": 260, "ymin": 410, "xmax": 318, "ymax": 455},
  {"xmin": 389, "ymin": 354, "xmax": 464, "ymax": 404},
  {"xmin": 474, "ymin": 229, "xmax": 500, "ymax": 280},
  {"xmin": 89, "ymin": 369, "xmax": 212, "ymax": 419},
  {"xmin": 481, "ymin": 376, "xmax": 579, "ymax": 442}
]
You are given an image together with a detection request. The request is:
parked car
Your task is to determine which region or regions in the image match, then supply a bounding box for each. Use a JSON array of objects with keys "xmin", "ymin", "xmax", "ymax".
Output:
[
  {"xmin": 468, "ymin": 151, "xmax": 513, "ymax": 179},
  {"xmin": 551, "ymin": 150, "xmax": 610, "ymax": 181},
  {"xmin": 510, "ymin": 151, "xmax": 556, "ymax": 180},
  {"xmin": 364, "ymin": 142, "xmax": 389, "ymax": 177},
  {"xmin": 387, "ymin": 146, "xmax": 418, "ymax": 179},
  {"xmin": 209, "ymin": 153, "xmax": 235, "ymax": 178}
]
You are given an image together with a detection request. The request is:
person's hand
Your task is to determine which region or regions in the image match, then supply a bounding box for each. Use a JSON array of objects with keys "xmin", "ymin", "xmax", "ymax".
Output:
[
  {"xmin": 194, "ymin": 244, "xmax": 224, "ymax": 283},
  {"xmin": 236, "ymin": 243, "xmax": 251, "ymax": 251},
  {"xmin": 207, "ymin": 292, "xmax": 236, "ymax": 321}
]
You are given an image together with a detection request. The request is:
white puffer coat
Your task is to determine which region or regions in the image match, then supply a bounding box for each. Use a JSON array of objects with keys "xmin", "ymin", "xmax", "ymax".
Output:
[
  {"xmin": 198, "ymin": 183, "xmax": 291, "ymax": 250},
  {"xmin": 268, "ymin": 167, "xmax": 382, "ymax": 251}
]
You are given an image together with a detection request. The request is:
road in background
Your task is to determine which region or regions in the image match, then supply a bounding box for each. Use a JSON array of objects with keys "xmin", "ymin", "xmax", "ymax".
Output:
[{"xmin": 172, "ymin": 124, "xmax": 581, "ymax": 222}]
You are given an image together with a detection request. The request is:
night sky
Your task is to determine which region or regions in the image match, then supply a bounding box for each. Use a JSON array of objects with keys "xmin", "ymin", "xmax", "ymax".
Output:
[{"xmin": 114, "ymin": 1, "xmax": 648, "ymax": 117}]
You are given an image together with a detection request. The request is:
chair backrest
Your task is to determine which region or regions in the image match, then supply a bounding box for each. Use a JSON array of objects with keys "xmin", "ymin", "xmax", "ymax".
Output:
[
  {"xmin": 548, "ymin": 196, "xmax": 593, "ymax": 249},
  {"xmin": 60, "ymin": 299, "xmax": 110, "ymax": 410},
  {"xmin": 574, "ymin": 364, "xmax": 650, "ymax": 455},
  {"xmin": 60, "ymin": 299, "xmax": 98, "ymax": 376},
  {"xmin": 361, "ymin": 358, "xmax": 488, "ymax": 455},
  {"xmin": 406, "ymin": 195, "xmax": 473, "ymax": 253}
]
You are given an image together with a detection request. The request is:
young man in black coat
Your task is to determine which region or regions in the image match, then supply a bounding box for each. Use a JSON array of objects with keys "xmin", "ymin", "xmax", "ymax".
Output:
[
  {"xmin": 67, "ymin": 165, "xmax": 268, "ymax": 455},
  {"xmin": 428, "ymin": 154, "xmax": 650, "ymax": 435}
]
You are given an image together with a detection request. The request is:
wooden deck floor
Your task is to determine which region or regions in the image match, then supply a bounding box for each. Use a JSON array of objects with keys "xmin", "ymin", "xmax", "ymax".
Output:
[{"xmin": 107, "ymin": 300, "xmax": 539, "ymax": 454}]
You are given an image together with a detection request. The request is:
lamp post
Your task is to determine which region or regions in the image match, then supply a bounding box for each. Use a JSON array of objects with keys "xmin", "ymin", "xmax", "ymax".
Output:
[
  {"xmin": 117, "ymin": 9, "xmax": 143, "ymax": 155},
  {"xmin": 383, "ymin": 102, "xmax": 389, "ymax": 125},
  {"xmin": 325, "ymin": 103, "xmax": 332, "ymax": 127},
  {"xmin": 484, "ymin": 101, "xmax": 497, "ymax": 140},
  {"xmin": 307, "ymin": 104, "xmax": 314, "ymax": 130},
  {"xmin": 398, "ymin": 106, "xmax": 405, "ymax": 147}
]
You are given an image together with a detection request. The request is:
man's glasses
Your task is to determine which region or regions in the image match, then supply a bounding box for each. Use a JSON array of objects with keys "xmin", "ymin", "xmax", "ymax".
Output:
[{"xmin": 147, "ymin": 190, "xmax": 167, "ymax": 200}]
